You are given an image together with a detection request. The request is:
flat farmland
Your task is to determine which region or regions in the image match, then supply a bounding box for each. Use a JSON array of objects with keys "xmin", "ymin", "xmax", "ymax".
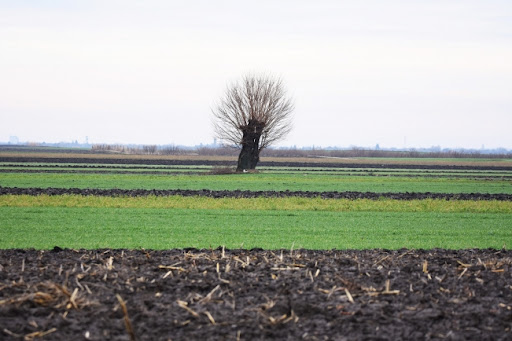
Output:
[
  {"xmin": 1, "ymin": 157, "xmax": 512, "ymax": 194},
  {"xmin": 1, "ymin": 151, "xmax": 512, "ymax": 250},
  {"xmin": 1, "ymin": 150, "xmax": 512, "ymax": 340}
]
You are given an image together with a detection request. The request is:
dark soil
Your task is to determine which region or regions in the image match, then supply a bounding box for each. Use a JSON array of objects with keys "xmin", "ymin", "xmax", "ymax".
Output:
[
  {"xmin": 2, "ymin": 186, "xmax": 512, "ymax": 201},
  {"xmin": 1, "ymin": 248, "xmax": 511, "ymax": 340}
]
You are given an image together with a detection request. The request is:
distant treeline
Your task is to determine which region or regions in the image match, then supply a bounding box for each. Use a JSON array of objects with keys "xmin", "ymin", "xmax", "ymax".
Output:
[
  {"xmin": 261, "ymin": 148, "xmax": 511, "ymax": 159},
  {"xmin": 90, "ymin": 144, "xmax": 512, "ymax": 159}
]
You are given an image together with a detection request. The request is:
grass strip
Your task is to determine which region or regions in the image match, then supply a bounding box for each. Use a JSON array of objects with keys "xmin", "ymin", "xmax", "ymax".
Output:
[
  {"xmin": 0, "ymin": 207, "xmax": 510, "ymax": 250},
  {"xmin": 1, "ymin": 172, "xmax": 511, "ymax": 193},
  {"xmin": 1, "ymin": 194, "xmax": 512, "ymax": 213}
]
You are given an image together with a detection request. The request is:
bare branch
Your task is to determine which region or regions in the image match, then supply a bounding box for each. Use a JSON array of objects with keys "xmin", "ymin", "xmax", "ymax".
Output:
[{"xmin": 212, "ymin": 74, "xmax": 294, "ymax": 150}]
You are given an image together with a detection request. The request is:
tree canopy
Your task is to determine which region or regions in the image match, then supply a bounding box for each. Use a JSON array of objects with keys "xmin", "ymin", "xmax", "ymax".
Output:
[{"xmin": 212, "ymin": 74, "xmax": 294, "ymax": 171}]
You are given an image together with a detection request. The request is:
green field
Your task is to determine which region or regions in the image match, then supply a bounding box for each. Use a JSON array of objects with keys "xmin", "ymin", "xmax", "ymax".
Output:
[
  {"xmin": 1, "ymin": 206, "xmax": 510, "ymax": 250},
  {"xmin": 1, "ymin": 171, "xmax": 511, "ymax": 193},
  {"xmin": 1, "ymin": 154, "xmax": 511, "ymax": 250}
]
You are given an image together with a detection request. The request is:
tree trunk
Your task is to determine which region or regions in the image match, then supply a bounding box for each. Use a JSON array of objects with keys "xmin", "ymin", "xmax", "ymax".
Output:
[{"xmin": 236, "ymin": 119, "xmax": 264, "ymax": 172}]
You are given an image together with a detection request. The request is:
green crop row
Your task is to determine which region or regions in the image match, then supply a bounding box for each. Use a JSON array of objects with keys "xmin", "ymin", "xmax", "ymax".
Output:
[
  {"xmin": 1, "ymin": 206, "xmax": 510, "ymax": 250},
  {"xmin": 1, "ymin": 172, "xmax": 511, "ymax": 193}
]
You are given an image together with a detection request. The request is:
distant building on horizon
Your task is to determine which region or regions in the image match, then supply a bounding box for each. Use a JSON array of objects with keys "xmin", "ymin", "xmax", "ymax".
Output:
[{"xmin": 9, "ymin": 136, "xmax": 19, "ymax": 145}]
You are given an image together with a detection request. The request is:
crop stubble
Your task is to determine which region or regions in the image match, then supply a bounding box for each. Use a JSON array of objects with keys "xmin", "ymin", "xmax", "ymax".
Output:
[{"xmin": 1, "ymin": 248, "xmax": 511, "ymax": 340}]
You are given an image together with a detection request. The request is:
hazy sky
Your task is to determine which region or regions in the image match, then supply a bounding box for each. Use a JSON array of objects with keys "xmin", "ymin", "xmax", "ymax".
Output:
[{"xmin": 1, "ymin": 0, "xmax": 511, "ymax": 149}]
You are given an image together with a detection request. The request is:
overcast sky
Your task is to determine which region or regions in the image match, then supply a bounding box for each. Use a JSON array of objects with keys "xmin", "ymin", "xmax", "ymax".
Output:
[{"xmin": 1, "ymin": 0, "xmax": 511, "ymax": 149}]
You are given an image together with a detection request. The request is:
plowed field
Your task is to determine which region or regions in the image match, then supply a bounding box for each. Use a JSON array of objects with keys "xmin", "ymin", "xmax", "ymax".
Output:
[
  {"xmin": 1, "ymin": 248, "xmax": 511, "ymax": 340},
  {"xmin": 2, "ymin": 187, "xmax": 512, "ymax": 201}
]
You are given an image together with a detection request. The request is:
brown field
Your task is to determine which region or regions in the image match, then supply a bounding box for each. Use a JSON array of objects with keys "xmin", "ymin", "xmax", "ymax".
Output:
[
  {"xmin": 1, "ymin": 248, "xmax": 511, "ymax": 340},
  {"xmin": 1, "ymin": 151, "xmax": 511, "ymax": 168}
]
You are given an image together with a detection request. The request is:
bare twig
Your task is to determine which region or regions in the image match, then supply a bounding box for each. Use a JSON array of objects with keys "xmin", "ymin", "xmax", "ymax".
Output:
[
  {"xmin": 116, "ymin": 294, "xmax": 136, "ymax": 341},
  {"xmin": 199, "ymin": 285, "xmax": 221, "ymax": 304},
  {"xmin": 204, "ymin": 311, "xmax": 216, "ymax": 325},
  {"xmin": 382, "ymin": 280, "xmax": 400, "ymax": 295},
  {"xmin": 271, "ymin": 267, "xmax": 303, "ymax": 271},
  {"xmin": 458, "ymin": 267, "xmax": 468, "ymax": 279},
  {"xmin": 3, "ymin": 328, "xmax": 22, "ymax": 338},
  {"xmin": 24, "ymin": 328, "xmax": 57, "ymax": 340},
  {"xmin": 158, "ymin": 265, "xmax": 185, "ymax": 272},
  {"xmin": 344, "ymin": 288, "xmax": 355, "ymax": 303},
  {"xmin": 177, "ymin": 300, "xmax": 199, "ymax": 318}
]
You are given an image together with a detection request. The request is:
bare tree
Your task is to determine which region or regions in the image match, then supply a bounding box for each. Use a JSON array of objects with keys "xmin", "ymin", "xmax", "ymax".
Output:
[{"xmin": 212, "ymin": 74, "xmax": 294, "ymax": 171}]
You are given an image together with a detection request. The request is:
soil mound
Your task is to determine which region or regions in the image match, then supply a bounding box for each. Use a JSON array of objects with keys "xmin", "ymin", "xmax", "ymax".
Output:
[{"xmin": 2, "ymin": 186, "xmax": 511, "ymax": 201}]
